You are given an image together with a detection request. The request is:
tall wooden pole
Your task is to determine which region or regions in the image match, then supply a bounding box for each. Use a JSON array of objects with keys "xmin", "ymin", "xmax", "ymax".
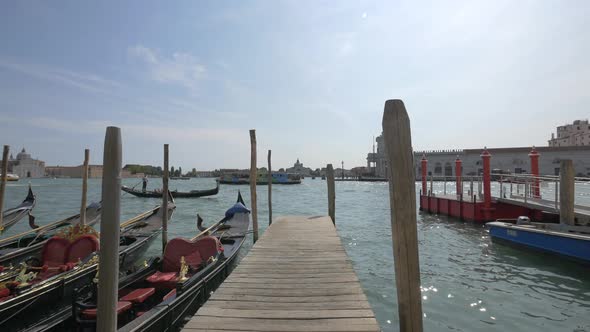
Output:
[
  {"xmin": 0, "ymin": 145, "xmax": 9, "ymax": 232},
  {"xmin": 267, "ymin": 149, "xmax": 272, "ymax": 226},
  {"xmin": 382, "ymin": 99, "xmax": 423, "ymax": 332},
  {"xmin": 559, "ymin": 160, "xmax": 575, "ymax": 225},
  {"xmin": 162, "ymin": 144, "xmax": 169, "ymax": 252},
  {"xmin": 326, "ymin": 164, "xmax": 335, "ymax": 224},
  {"xmin": 249, "ymin": 130, "xmax": 258, "ymax": 243},
  {"xmin": 97, "ymin": 127, "xmax": 122, "ymax": 332},
  {"xmin": 80, "ymin": 149, "xmax": 89, "ymax": 225}
]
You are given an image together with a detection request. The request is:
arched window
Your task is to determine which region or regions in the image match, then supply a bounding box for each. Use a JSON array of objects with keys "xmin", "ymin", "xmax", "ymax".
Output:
[
  {"xmin": 444, "ymin": 162, "xmax": 453, "ymax": 176},
  {"xmin": 434, "ymin": 162, "xmax": 442, "ymax": 175}
]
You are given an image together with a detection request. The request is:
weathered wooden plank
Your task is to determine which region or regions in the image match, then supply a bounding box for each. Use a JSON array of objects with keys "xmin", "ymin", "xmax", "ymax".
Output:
[
  {"xmin": 205, "ymin": 300, "xmax": 373, "ymax": 310},
  {"xmin": 225, "ymin": 276, "xmax": 360, "ymax": 283},
  {"xmin": 222, "ymin": 282, "xmax": 362, "ymax": 290},
  {"xmin": 183, "ymin": 317, "xmax": 380, "ymax": 332},
  {"xmin": 197, "ymin": 308, "xmax": 375, "ymax": 319},
  {"xmin": 209, "ymin": 294, "xmax": 371, "ymax": 303},
  {"xmin": 214, "ymin": 287, "xmax": 364, "ymax": 297}
]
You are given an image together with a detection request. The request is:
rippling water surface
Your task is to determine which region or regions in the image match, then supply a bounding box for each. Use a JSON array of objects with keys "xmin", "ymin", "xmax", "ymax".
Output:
[{"xmin": 2, "ymin": 178, "xmax": 590, "ymax": 331}]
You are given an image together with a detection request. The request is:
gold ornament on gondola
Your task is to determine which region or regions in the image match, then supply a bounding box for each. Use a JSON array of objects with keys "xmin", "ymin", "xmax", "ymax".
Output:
[
  {"xmin": 15, "ymin": 263, "xmax": 37, "ymax": 287},
  {"xmin": 56, "ymin": 224, "xmax": 99, "ymax": 242},
  {"xmin": 179, "ymin": 256, "xmax": 188, "ymax": 282}
]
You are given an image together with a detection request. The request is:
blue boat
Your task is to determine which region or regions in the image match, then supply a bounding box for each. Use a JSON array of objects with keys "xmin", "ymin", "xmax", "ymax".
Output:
[{"xmin": 487, "ymin": 218, "xmax": 590, "ymax": 263}]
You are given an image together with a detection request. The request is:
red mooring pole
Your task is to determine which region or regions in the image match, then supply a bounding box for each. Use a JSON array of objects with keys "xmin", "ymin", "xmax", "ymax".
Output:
[
  {"xmin": 529, "ymin": 147, "xmax": 540, "ymax": 198},
  {"xmin": 421, "ymin": 154, "xmax": 428, "ymax": 195},
  {"xmin": 481, "ymin": 148, "xmax": 492, "ymax": 220},
  {"xmin": 455, "ymin": 156, "xmax": 462, "ymax": 197}
]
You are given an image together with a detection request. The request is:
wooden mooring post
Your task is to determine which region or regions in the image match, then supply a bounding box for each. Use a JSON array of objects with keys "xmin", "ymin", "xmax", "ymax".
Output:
[
  {"xmin": 80, "ymin": 149, "xmax": 89, "ymax": 225},
  {"xmin": 162, "ymin": 144, "xmax": 169, "ymax": 252},
  {"xmin": 97, "ymin": 127, "xmax": 122, "ymax": 331},
  {"xmin": 559, "ymin": 160, "xmax": 575, "ymax": 225},
  {"xmin": 267, "ymin": 149, "xmax": 272, "ymax": 225},
  {"xmin": 250, "ymin": 130, "xmax": 259, "ymax": 243},
  {"xmin": 382, "ymin": 99, "xmax": 423, "ymax": 332},
  {"xmin": 0, "ymin": 145, "xmax": 9, "ymax": 232},
  {"xmin": 326, "ymin": 164, "xmax": 335, "ymax": 224}
]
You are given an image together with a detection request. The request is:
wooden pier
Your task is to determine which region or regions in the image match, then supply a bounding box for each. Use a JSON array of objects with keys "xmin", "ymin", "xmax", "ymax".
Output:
[{"xmin": 182, "ymin": 215, "xmax": 380, "ymax": 332}]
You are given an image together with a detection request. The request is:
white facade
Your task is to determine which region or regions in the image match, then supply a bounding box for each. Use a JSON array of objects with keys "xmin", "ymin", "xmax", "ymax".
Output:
[
  {"xmin": 548, "ymin": 119, "xmax": 590, "ymax": 147},
  {"xmin": 286, "ymin": 159, "xmax": 312, "ymax": 176},
  {"xmin": 367, "ymin": 134, "xmax": 590, "ymax": 179},
  {"xmin": 8, "ymin": 148, "xmax": 45, "ymax": 178}
]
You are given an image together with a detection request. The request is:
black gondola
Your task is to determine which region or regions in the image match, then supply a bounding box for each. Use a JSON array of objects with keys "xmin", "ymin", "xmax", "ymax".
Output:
[
  {"xmin": 0, "ymin": 202, "xmax": 102, "ymax": 269},
  {"xmin": 121, "ymin": 180, "xmax": 219, "ymax": 198},
  {"xmin": 0, "ymin": 201, "xmax": 176, "ymax": 331},
  {"xmin": 72, "ymin": 193, "xmax": 250, "ymax": 332},
  {"xmin": 0, "ymin": 185, "xmax": 36, "ymax": 234}
]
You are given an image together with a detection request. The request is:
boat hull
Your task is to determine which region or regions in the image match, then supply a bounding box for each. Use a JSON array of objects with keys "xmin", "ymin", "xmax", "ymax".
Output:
[{"xmin": 488, "ymin": 222, "xmax": 590, "ymax": 263}]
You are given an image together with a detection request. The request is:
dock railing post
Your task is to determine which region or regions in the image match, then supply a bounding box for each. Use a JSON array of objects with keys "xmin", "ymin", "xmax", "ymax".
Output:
[
  {"xmin": 455, "ymin": 156, "xmax": 462, "ymax": 198},
  {"xmin": 326, "ymin": 164, "xmax": 335, "ymax": 225},
  {"xmin": 529, "ymin": 147, "xmax": 540, "ymax": 198},
  {"xmin": 162, "ymin": 144, "xmax": 169, "ymax": 252},
  {"xmin": 421, "ymin": 155, "xmax": 427, "ymax": 196},
  {"xmin": 429, "ymin": 175, "xmax": 433, "ymax": 196},
  {"xmin": 524, "ymin": 180, "xmax": 528, "ymax": 204},
  {"xmin": 268, "ymin": 149, "xmax": 272, "ymax": 226},
  {"xmin": 555, "ymin": 180, "xmax": 559, "ymax": 210},
  {"xmin": 382, "ymin": 100, "xmax": 423, "ymax": 332},
  {"xmin": 560, "ymin": 160, "xmax": 575, "ymax": 225},
  {"xmin": 97, "ymin": 127, "xmax": 122, "ymax": 332},
  {"xmin": 80, "ymin": 149, "xmax": 89, "ymax": 225},
  {"xmin": 0, "ymin": 145, "xmax": 9, "ymax": 233},
  {"xmin": 481, "ymin": 148, "xmax": 492, "ymax": 220},
  {"xmin": 443, "ymin": 177, "xmax": 446, "ymax": 195},
  {"xmin": 249, "ymin": 130, "xmax": 259, "ymax": 243}
]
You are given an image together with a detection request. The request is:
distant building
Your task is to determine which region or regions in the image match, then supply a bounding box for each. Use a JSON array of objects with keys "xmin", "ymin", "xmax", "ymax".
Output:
[
  {"xmin": 8, "ymin": 148, "xmax": 45, "ymax": 178},
  {"xmin": 367, "ymin": 134, "xmax": 590, "ymax": 178},
  {"xmin": 45, "ymin": 165, "xmax": 136, "ymax": 178},
  {"xmin": 548, "ymin": 119, "xmax": 590, "ymax": 147},
  {"xmin": 286, "ymin": 159, "xmax": 312, "ymax": 176}
]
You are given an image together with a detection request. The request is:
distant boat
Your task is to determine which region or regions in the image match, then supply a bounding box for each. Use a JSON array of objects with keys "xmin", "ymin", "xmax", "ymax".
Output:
[
  {"xmin": 121, "ymin": 180, "xmax": 219, "ymax": 198},
  {"xmin": 487, "ymin": 217, "xmax": 590, "ymax": 263},
  {"xmin": 0, "ymin": 185, "xmax": 35, "ymax": 234},
  {"xmin": 170, "ymin": 176, "xmax": 191, "ymax": 180},
  {"xmin": 219, "ymin": 172, "xmax": 301, "ymax": 185},
  {"xmin": 1, "ymin": 173, "xmax": 19, "ymax": 181}
]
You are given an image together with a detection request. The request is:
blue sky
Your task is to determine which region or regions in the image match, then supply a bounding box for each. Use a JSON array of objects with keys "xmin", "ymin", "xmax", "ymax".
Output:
[{"xmin": 1, "ymin": 1, "xmax": 589, "ymax": 170}]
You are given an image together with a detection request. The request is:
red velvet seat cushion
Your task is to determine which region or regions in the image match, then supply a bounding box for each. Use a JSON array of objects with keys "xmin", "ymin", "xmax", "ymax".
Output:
[
  {"xmin": 146, "ymin": 271, "xmax": 178, "ymax": 289},
  {"xmin": 193, "ymin": 236, "xmax": 220, "ymax": 261},
  {"xmin": 120, "ymin": 288, "xmax": 155, "ymax": 304},
  {"xmin": 41, "ymin": 237, "xmax": 70, "ymax": 267},
  {"xmin": 82, "ymin": 301, "xmax": 132, "ymax": 319},
  {"xmin": 66, "ymin": 235, "xmax": 99, "ymax": 263},
  {"xmin": 162, "ymin": 237, "xmax": 220, "ymax": 272},
  {"xmin": 146, "ymin": 271, "xmax": 177, "ymax": 283},
  {"xmin": 0, "ymin": 288, "xmax": 10, "ymax": 298}
]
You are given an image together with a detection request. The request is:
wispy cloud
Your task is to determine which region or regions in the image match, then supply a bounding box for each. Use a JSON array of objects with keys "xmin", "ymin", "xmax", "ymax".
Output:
[
  {"xmin": 128, "ymin": 45, "xmax": 206, "ymax": 93},
  {"xmin": 0, "ymin": 57, "xmax": 123, "ymax": 94},
  {"xmin": 26, "ymin": 116, "xmax": 243, "ymax": 145}
]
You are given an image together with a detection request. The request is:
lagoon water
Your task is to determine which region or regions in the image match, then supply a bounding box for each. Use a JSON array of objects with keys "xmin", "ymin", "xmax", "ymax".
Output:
[{"xmin": 2, "ymin": 178, "xmax": 590, "ymax": 331}]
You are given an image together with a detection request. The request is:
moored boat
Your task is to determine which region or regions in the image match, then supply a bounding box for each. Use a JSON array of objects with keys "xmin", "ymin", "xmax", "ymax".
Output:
[
  {"xmin": 121, "ymin": 180, "xmax": 219, "ymax": 198},
  {"xmin": 487, "ymin": 217, "xmax": 590, "ymax": 263},
  {"xmin": 0, "ymin": 185, "xmax": 36, "ymax": 234},
  {"xmin": 71, "ymin": 193, "xmax": 250, "ymax": 331},
  {"xmin": 1, "ymin": 174, "xmax": 20, "ymax": 182},
  {"xmin": 0, "ymin": 202, "xmax": 101, "ymax": 269},
  {"xmin": 219, "ymin": 172, "xmax": 301, "ymax": 185},
  {"xmin": 0, "ymin": 202, "xmax": 176, "ymax": 331}
]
